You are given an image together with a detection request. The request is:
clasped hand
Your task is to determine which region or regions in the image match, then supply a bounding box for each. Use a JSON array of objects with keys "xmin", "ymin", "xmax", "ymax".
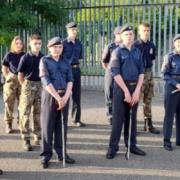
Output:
[{"xmin": 124, "ymin": 89, "xmax": 140, "ymax": 106}]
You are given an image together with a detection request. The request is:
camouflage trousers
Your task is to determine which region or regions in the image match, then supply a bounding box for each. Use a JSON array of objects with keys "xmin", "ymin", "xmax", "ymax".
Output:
[
  {"xmin": 18, "ymin": 80, "xmax": 42, "ymax": 141},
  {"xmin": 141, "ymin": 71, "xmax": 154, "ymax": 120},
  {"xmin": 3, "ymin": 73, "xmax": 21, "ymax": 124}
]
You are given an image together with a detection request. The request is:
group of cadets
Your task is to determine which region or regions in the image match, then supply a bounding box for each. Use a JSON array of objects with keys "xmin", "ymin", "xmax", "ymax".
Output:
[
  {"xmin": 1, "ymin": 22, "xmax": 83, "ymax": 169},
  {"xmin": 1, "ymin": 21, "xmax": 180, "ymax": 170},
  {"xmin": 102, "ymin": 22, "xmax": 180, "ymax": 158}
]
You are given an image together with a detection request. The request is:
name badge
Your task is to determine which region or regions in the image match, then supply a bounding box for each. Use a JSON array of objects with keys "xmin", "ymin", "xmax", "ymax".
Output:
[{"xmin": 149, "ymin": 48, "xmax": 153, "ymax": 55}]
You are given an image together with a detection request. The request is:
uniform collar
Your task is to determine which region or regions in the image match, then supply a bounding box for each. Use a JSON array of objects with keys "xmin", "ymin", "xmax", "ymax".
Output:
[
  {"xmin": 173, "ymin": 50, "xmax": 180, "ymax": 55},
  {"xmin": 120, "ymin": 43, "xmax": 135, "ymax": 50},
  {"xmin": 138, "ymin": 38, "xmax": 150, "ymax": 44},
  {"xmin": 29, "ymin": 51, "xmax": 42, "ymax": 58},
  {"xmin": 46, "ymin": 54, "xmax": 63, "ymax": 62},
  {"xmin": 67, "ymin": 37, "xmax": 77, "ymax": 43}
]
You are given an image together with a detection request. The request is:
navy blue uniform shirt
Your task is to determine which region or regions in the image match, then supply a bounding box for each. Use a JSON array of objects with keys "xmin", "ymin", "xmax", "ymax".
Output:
[
  {"xmin": 110, "ymin": 44, "xmax": 144, "ymax": 81},
  {"xmin": 39, "ymin": 55, "xmax": 73, "ymax": 90},
  {"xmin": 2, "ymin": 52, "xmax": 25, "ymax": 75},
  {"xmin": 62, "ymin": 38, "xmax": 83, "ymax": 65},
  {"xmin": 102, "ymin": 42, "xmax": 120, "ymax": 64},
  {"xmin": 161, "ymin": 51, "xmax": 180, "ymax": 87},
  {"xmin": 18, "ymin": 52, "xmax": 43, "ymax": 81},
  {"xmin": 134, "ymin": 39, "xmax": 156, "ymax": 69}
]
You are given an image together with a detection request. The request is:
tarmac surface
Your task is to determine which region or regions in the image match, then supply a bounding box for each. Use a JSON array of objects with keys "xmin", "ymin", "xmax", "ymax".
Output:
[{"xmin": 0, "ymin": 90, "xmax": 180, "ymax": 180}]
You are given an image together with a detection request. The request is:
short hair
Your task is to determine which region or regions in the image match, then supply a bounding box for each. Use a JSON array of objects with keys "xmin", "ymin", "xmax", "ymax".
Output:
[
  {"xmin": 138, "ymin": 22, "xmax": 151, "ymax": 29},
  {"xmin": 29, "ymin": 34, "xmax": 41, "ymax": 41},
  {"xmin": 10, "ymin": 36, "xmax": 24, "ymax": 53}
]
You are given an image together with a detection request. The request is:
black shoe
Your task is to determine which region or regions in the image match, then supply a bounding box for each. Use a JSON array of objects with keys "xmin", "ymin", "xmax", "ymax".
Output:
[
  {"xmin": 106, "ymin": 148, "xmax": 116, "ymax": 159},
  {"xmin": 58, "ymin": 155, "xmax": 75, "ymax": 164},
  {"xmin": 74, "ymin": 121, "xmax": 86, "ymax": 127},
  {"xmin": 108, "ymin": 117, "xmax": 112, "ymax": 125},
  {"xmin": 130, "ymin": 146, "xmax": 146, "ymax": 156},
  {"xmin": 41, "ymin": 160, "xmax": 49, "ymax": 169},
  {"xmin": 106, "ymin": 152, "xmax": 116, "ymax": 159},
  {"xmin": 0, "ymin": 169, "xmax": 3, "ymax": 175},
  {"xmin": 6, "ymin": 123, "xmax": 13, "ymax": 134},
  {"xmin": 149, "ymin": 126, "xmax": 160, "ymax": 134},
  {"xmin": 164, "ymin": 144, "xmax": 173, "ymax": 151}
]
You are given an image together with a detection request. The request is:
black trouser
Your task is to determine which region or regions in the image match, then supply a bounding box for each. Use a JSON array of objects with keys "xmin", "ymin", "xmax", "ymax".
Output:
[
  {"xmin": 72, "ymin": 67, "xmax": 81, "ymax": 122},
  {"xmin": 40, "ymin": 90, "xmax": 69, "ymax": 161},
  {"xmin": 108, "ymin": 82, "xmax": 138, "ymax": 152},
  {"xmin": 104, "ymin": 69, "xmax": 113, "ymax": 119},
  {"xmin": 163, "ymin": 83, "xmax": 180, "ymax": 146}
]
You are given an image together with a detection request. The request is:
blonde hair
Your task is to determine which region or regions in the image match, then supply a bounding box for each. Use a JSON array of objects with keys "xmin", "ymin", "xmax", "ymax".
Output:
[{"xmin": 10, "ymin": 36, "xmax": 24, "ymax": 53}]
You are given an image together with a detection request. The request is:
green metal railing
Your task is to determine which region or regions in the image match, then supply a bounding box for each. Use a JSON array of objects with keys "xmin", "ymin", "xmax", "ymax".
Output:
[{"xmin": 0, "ymin": 0, "xmax": 180, "ymax": 77}]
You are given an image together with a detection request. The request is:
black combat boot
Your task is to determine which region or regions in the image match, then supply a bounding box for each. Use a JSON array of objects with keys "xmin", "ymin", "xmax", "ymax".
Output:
[
  {"xmin": 144, "ymin": 118, "xmax": 160, "ymax": 134},
  {"xmin": 0, "ymin": 169, "xmax": 3, "ymax": 175},
  {"xmin": 5, "ymin": 123, "xmax": 13, "ymax": 134}
]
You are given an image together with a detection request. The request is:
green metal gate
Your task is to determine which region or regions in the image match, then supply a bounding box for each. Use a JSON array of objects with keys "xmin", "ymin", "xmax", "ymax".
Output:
[{"xmin": 0, "ymin": 0, "xmax": 180, "ymax": 78}]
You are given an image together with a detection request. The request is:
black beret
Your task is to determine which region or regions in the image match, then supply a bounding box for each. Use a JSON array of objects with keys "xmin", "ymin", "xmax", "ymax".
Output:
[
  {"xmin": 114, "ymin": 26, "xmax": 122, "ymax": 34},
  {"xmin": 47, "ymin": 37, "xmax": 62, "ymax": 47},
  {"xmin": 119, "ymin": 24, "xmax": 133, "ymax": 34},
  {"xmin": 66, "ymin": 22, "xmax": 77, "ymax": 29},
  {"xmin": 173, "ymin": 34, "xmax": 180, "ymax": 42}
]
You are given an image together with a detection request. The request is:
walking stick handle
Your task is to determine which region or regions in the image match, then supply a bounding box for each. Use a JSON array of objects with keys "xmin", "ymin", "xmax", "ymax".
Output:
[{"xmin": 171, "ymin": 89, "xmax": 179, "ymax": 94}]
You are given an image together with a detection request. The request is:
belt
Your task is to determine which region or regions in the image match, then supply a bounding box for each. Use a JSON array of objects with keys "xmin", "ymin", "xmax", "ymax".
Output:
[
  {"xmin": 57, "ymin": 89, "xmax": 66, "ymax": 93},
  {"xmin": 25, "ymin": 79, "xmax": 41, "ymax": 83},
  {"xmin": 171, "ymin": 75, "xmax": 180, "ymax": 79},
  {"xmin": 72, "ymin": 64, "xmax": 79, "ymax": 68},
  {"xmin": 125, "ymin": 81, "xmax": 137, "ymax": 86},
  {"xmin": 145, "ymin": 67, "xmax": 152, "ymax": 72}
]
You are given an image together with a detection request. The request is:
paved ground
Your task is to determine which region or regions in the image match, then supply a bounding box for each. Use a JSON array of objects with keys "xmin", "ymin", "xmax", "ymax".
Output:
[{"xmin": 0, "ymin": 90, "xmax": 180, "ymax": 180}]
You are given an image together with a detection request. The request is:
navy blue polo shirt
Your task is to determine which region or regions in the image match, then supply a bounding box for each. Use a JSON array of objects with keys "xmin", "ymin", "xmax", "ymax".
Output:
[
  {"xmin": 110, "ymin": 44, "xmax": 144, "ymax": 82},
  {"xmin": 2, "ymin": 52, "xmax": 25, "ymax": 75},
  {"xmin": 102, "ymin": 42, "xmax": 120, "ymax": 64},
  {"xmin": 18, "ymin": 52, "xmax": 43, "ymax": 81},
  {"xmin": 39, "ymin": 55, "xmax": 73, "ymax": 90},
  {"xmin": 161, "ymin": 51, "xmax": 180, "ymax": 87},
  {"xmin": 134, "ymin": 39, "xmax": 156, "ymax": 69},
  {"xmin": 62, "ymin": 38, "xmax": 83, "ymax": 65}
]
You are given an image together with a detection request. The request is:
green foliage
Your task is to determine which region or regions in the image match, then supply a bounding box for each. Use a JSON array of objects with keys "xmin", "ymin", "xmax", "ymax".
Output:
[{"xmin": 0, "ymin": 0, "xmax": 70, "ymax": 45}]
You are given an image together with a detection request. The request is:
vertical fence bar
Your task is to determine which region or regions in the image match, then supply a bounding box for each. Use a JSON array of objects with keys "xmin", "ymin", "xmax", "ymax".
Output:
[
  {"xmin": 175, "ymin": 0, "xmax": 179, "ymax": 35},
  {"xmin": 169, "ymin": 0, "xmax": 173, "ymax": 51},
  {"xmin": 157, "ymin": 1, "xmax": 162, "ymax": 77},
  {"xmin": 152, "ymin": 0, "xmax": 157, "ymax": 75},
  {"xmin": 163, "ymin": 1, "xmax": 168, "ymax": 57}
]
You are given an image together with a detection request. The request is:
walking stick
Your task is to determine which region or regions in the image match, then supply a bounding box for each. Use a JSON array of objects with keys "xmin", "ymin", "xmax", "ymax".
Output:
[
  {"xmin": 57, "ymin": 94, "xmax": 66, "ymax": 168},
  {"xmin": 61, "ymin": 109, "xmax": 66, "ymax": 168},
  {"xmin": 125, "ymin": 107, "xmax": 133, "ymax": 160}
]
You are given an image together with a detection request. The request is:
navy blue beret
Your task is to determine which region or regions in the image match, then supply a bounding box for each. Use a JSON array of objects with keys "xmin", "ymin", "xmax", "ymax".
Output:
[
  {"xmin": 47, "ymin": 37, "xmax": 62, "ymax": 47},
  {"xmin": 66, "ymin": 22, "xmax": 77, "ymax": 29},
  {"xmin": 120, "ymin": 24, "xmax": 133, "ymax": 34},
  {"xmin": 173, "ymin": 34, "xmax": 180, "ymax": 42}
]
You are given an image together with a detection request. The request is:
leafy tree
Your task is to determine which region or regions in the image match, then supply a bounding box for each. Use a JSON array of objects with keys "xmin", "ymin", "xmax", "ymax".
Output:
[{"xmin": 0, "ymin": 0, "xmax": 74, "ymax": 45}]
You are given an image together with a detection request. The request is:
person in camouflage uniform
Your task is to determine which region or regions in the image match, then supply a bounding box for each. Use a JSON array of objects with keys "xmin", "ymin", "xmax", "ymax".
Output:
[
  {"xmin": 18, "ymin": 34, "xmax": 43, "ymax": 151},
  {"xmin": 2, "ymin": 36, "xmax": 25, "ymax": 133},
  {"xmin": 134, "ymin": 22, "xmax": 160, "ymax": 134},
  {"xmin": 102, "ymin": 26, "xmax": 122, "ymax": 125}
]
